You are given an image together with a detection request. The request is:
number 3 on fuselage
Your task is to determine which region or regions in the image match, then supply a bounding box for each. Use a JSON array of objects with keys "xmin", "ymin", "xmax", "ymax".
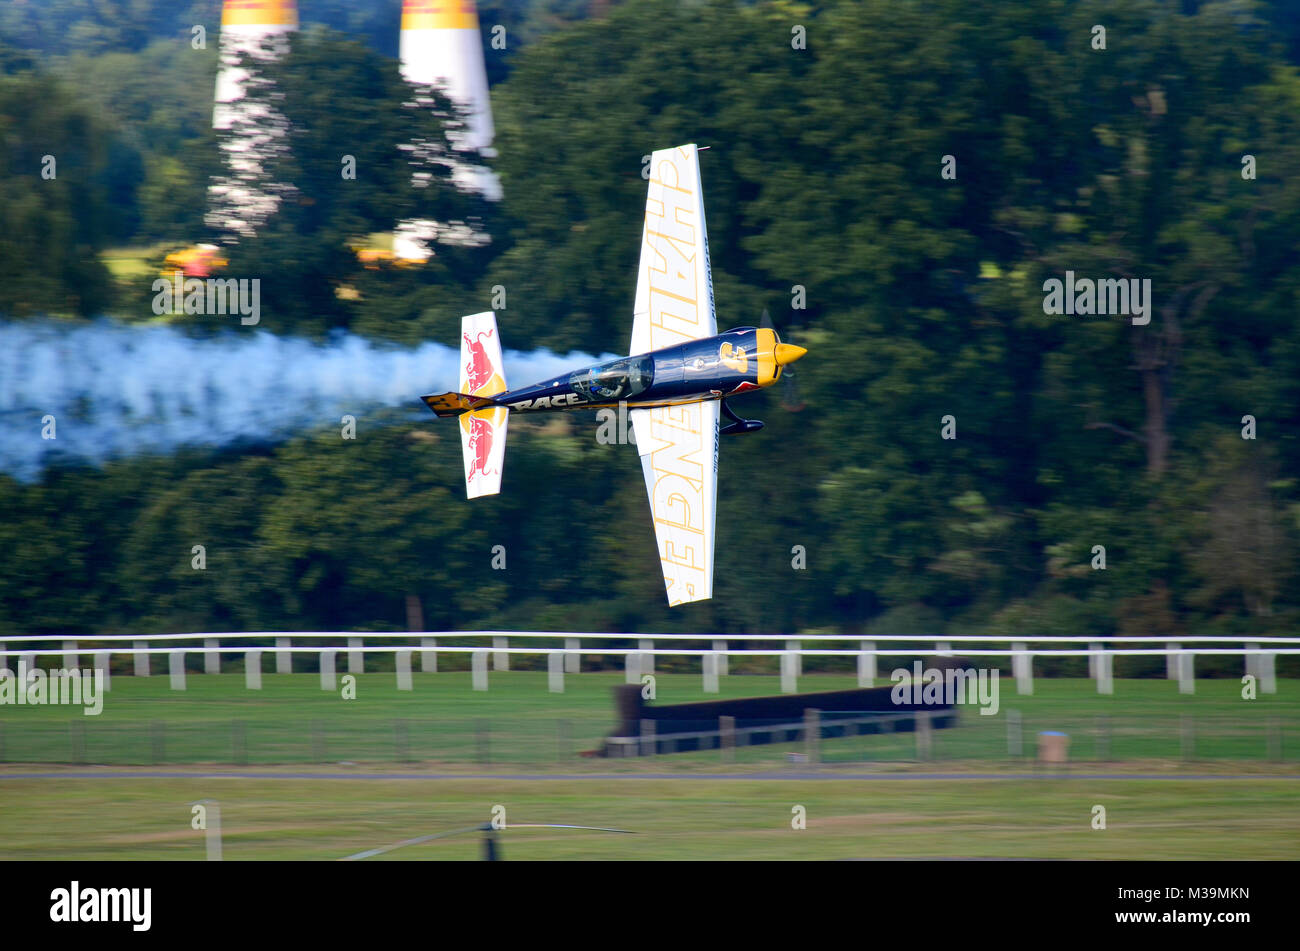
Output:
[{"xmin": 420, "ymin": 144, "xmax": 806, "ymax": 605}]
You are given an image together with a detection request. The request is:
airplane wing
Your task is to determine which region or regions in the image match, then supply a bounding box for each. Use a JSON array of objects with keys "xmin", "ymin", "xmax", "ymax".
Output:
[
  {"xmin": 630, "ymin": 401, "xmax": 718, "ymax": 605},
  {"xmin": 628, "ymin": 144, "xmax": 719, "ymax": 605},
  {"xmin": 630, "ymin": 144, "xmax": 717, "ymax": 356}
]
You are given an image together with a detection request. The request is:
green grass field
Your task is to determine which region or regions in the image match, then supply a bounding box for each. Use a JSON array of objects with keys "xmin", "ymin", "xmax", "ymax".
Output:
[
  {"xmin": 3, "ymin": 672, "xmax": 1296, "ymax": 859},
  {"xmin": 1, "ymin": 672, "xmax": 1295, "ymax": 769},
  {"xmin": 1, "ymin": 773, "xmax": 1296, "ymax": 860}
]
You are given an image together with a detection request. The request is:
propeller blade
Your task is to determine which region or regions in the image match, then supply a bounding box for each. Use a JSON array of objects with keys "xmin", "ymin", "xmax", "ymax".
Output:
[{"xmin": 760, "ymin": 307, "xmax": 806, "ymax": 412}]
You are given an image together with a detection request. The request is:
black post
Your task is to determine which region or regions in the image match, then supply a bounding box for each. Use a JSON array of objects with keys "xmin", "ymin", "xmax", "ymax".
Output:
[
  {"xmin": 482, "ymin": 824, "xmax": 500, "ymax": 861},
  {"xmin": 612, "ymin": 684, "xmax": 644, "ymax": 740}
]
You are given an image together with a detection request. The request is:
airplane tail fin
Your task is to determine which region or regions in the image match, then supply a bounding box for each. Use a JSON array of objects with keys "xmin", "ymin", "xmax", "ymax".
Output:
[{"xmin": 447, "ymin": 312, "xmax": 510, "ymax": 498}]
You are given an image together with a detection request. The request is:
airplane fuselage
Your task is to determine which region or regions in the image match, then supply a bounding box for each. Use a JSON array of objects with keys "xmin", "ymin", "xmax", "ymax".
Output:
[{"xmin": 493, "ymin": 326, "xmax": 802, "ymax": 414}]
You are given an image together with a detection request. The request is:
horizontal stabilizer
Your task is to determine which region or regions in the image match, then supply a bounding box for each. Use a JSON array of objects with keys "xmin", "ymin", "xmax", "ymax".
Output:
[
  {"xmin": 421, "ymin": 391, "xmax": 498, "ymax": 418},
  {"xmin": 457, "ymin": 312, "xmax": 509, "ymax": 498},
  {"xmin": 460, "ymin": 405, "xmax": 509, "ymax": 498}
]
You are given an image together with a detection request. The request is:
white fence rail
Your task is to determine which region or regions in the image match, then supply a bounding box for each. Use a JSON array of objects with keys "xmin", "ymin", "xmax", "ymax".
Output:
[{"xmin": 0, "ymin": 632, "xmax": 1293, "ymax": 696}]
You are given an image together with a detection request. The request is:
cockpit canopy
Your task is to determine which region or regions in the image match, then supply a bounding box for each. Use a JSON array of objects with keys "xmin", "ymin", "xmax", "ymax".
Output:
[{"xmin": 569, "ymin": 354, "xmax": 654, "ymax": 403}]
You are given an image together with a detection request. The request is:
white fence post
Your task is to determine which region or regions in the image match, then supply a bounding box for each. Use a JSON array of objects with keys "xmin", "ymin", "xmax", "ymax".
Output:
[
  {"xmin": 564, "ymin": 638, "xmax": 580, "ymax": 674},
  {"xmin": 348, "ymin": 637, "xmax": 363, "ymax": 675},
  {"xmin": 713, "ymin": 640, "xmax": 728, "ymax": 676},
  {"xmin": 625, "ymin": 649, "xmax": 640, "ymax": 683},
  {"xmin": 276, "ymin": 637, "xmax": 291, "ymax": 674},
  {"xmin": 204, "ymin": 638, "xmax": 220, "ymax": 674},
  {"xmin": 858, "ymin": 640, "xmax": 876, "ymax": 686},
  {"xmin": 1244, "ymin": 643, "xmax": 1276, "ymax": 694},
  {"xmin": 1178, "ymin": 651, "xmax": 1195, "ymax": 694},
  {"xmin": 169, "ymin": 650, "xmax": 186, "ymax": 691},
  {"xmin": 936, "ymin": 641, "xmax": 951, "ymax": 657},
  {"xmin": 548, "ymin": 651, "xmax": 564, "ymax": 694},
  {"xmin": 472, "ymin": 650, "xmax": 489, "ymax": 691},
  {"xmin": 63, "ymin": 640, "xmax": 78, "ymax": 669},
  {"xmin": 204, "ymin": 801, "xmax": 222, "ymax": 861},
  {"xmin": 1012, "ymin": 643, "xmax": 1033, "ymax": 695},
  {"xmin": 787, "ymin": 639, "xmax": 801, "ymax": 676},
  {"xmin": 319, "ymin": 650, "xmax": 336, "ymax": 691},
  {"xmin": 703, "ymin": 651, "xmax": 719, "ymax": 693},
  {"xmin": 245, "ymin": 649, "xmax": 262, "ymax": 690},
  {"xmin": 1094, "ymin": 644, "xmax": 1113, "ymax": 694},
  {"xmin": 639, "ymin": 639, "xmax": 654, "ymax": 675},
  {"xmin": 1166, "ymin": 642, "xmax": 1177, "ymax": 680},
  {"xmin": 493, "ymin": 636, "xmax": 509, "ymax": 671},
  {"xmin": 780, "ymin": 650, "xmax": 797, "ymax": 694},
  {"xmin": 1262, "ymin": 651, "xmax": 1277, "ymax": 694},
  {"xmin": 133, "ymin": 640, "xmax": 150, "ymax": 677},
  {"xmin": 421, "ymin": 637, "xmax": 437, "ymax": 673},
  {"xmin": 94, "ymin": 651, "xmax": 110, "ymax": 692},
  {"xmin": 395, "ymin": 650, "xmax": 412, "ymax": 691}
]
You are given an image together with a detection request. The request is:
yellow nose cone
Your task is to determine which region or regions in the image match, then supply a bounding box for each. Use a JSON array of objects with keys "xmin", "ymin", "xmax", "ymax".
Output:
[{"xmin": 774, "ymin": 343, "xmax": 807, "ymax": 366}]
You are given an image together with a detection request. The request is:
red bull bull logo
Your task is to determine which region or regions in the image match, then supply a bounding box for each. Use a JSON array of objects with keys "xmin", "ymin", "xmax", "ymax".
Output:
[
  {"xmin": 463, "ymin": 330, "xmax": 497, "ymax": 394},
  {"xmin": 465, "ymin": 413, "xmax": 497, "ymax": 480}
]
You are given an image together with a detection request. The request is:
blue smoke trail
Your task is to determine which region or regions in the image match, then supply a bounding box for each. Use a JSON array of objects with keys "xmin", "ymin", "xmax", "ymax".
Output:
[{"xmin": 0, "ymin": 318, "xmax": 608, "ymax": 480}]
